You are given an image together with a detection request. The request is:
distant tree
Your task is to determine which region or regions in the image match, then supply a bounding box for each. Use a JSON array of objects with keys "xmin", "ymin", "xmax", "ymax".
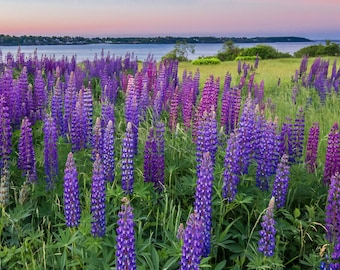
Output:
[
  {"xmin": 162, "ymin": 41, "xmax": 195, "ymax": 62},
  {"xmin": 216, "ymin": 40, "xmax": 242, "ymax": 61}
]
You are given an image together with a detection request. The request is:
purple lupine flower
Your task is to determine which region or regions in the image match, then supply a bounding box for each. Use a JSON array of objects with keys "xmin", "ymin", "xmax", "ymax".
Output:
[
  {"xmin": 51, "ymin": 78, "xmax": 64, "ymax": 136},
  {"xmin": 258, "ymin": 197, "xmax": 276, "ymax": 257},
  {"xmin": 305, "ymin": 122, "xmax": 319, "ymax": 173},
  {"xmin": 18, "ymin": 117, "xmax": 37, "ymax": 183},
  {"xmin": 143, "ymin": 128, "xmax": 157, "ymax": 185},
  {"xmin": 324, "ymin": 123, "xmax": 340, "ymax": 185},
  {"xmin": 222, "ymin": 132, "xmax": 241, "ymax": 202},
  {"xmin": 121, "ymin": 122, "xmax": 135, "ymax": 194},
  {"xmin": 220, "ymin": 87, "xmax": 241, "ymax": 135},
  {"xmin": 194, "ymin": 152, "xmax": 213, "ymax": 257},
  {"xmin": 272, "ymin": 154, "xmax": 290, "ymax": 208},
  {"xmin": 0, "ymin": 93, "xmax": 11, "ymax": 205},
  {"xmin": 116, "ymin": 197, "xmax": 136, "ymax": 270},
  {"xmin": 0, "ymin": 159, "xmax": 10, "ymax": 206},
  {"xmin": 254, "ymin": 54, "xmax": 259, "ymax": 69},
  {"xmin": 154, "ymin": 121, "xmax": 165, "ymax": 189},
  {"xmin": 196, "ymin": 109, "xmax": 218, "ymax": 175},
  {"xmin": 63, "ymin": 152, "xmax": 81, "ymax": 227},
  {"xmin": 83, "ymin": 87, "xmax": 93, "ymax": 147},
  {"xmin": 325, "ymin": 172, "xmax": 340, "ymax": 263},
  {"xmin": 92, "ymin": 117, "xmax": 103, "ymax": 161},
  {"xmin": 63, "ymin": 71, "xmax": 76, "ymax": 138},
  {"xmin": 32, "ymin": 69, "xmax": 47, "ymax": 122},
  {"xmin": 169, "ymin": 86, "xmax": 179, "ymax": 132},
  {"xmin": 101, "ymin": 100, "xmax": 115, "ymax": 133},
  {"xmin": 180, "ymin": 211, "xmax": 204, "ymax": 270},
  {"xmin": 43, "ymin": 115, "xmax": 58, "ymax": 190},
  {"xmin": 102, "ymin": 120, "xmax": 115, "ymax": 182},
  {"xmin": 91, "ymin": 154, "xmax": 106, "ymax": 237},
  {"xmin": 0, "ymin": 95, "xmax": 12, "ymax": 171},
  {"xmin": 237, "ymin": 60, "xmax": 242, "ymax": 75},
  {"xmin": 236, "ymin": 97, "xmax": 257, "ymax": 175},
  {"xmin": 299, "ymin": 55, "xmax": 308, "ymax": 77},
  {"xmin": 255, "ymin": 117, "xmax": 279, "ymax": 190},
  {"xmin": 125, "ymin": 76, "xmax": 139, "ymax": 155},
  {"xmin": 71, "ymin": 97, "xmax": 87, "ymax": 152},
  {"xmin": 278, "ymin": 117, "xmax": 294, "ymax": 163},
  {"xmin": 292, "ymin": 107, "xmax": 305, "ymax": 163}
]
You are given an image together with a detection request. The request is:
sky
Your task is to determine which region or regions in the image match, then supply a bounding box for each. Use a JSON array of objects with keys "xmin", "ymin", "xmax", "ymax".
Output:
[{"xmin": 0, "ymin": 0, "xmax": 339, "ymax": 40}]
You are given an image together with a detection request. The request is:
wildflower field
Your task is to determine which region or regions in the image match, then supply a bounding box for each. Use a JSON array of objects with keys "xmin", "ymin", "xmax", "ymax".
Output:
[{"xmin": 0, "ymin": 48, "xmax": 340, "ymax": 269}]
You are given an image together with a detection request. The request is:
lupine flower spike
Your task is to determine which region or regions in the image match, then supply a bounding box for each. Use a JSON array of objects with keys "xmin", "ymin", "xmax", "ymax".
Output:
[
  {"xmin": 91, "ymin": 154, "xmax": 106, "ymax": 237},
  {"xmin": 116, "ymin": 197, "xmax": 136, "ymax": 270},
  {"xmin": 258, "ymin": 196, "xmax": 276, "ymax": 257},
  {"xmin": 180, "ymin": 211, "xmax": 204, "ymax": 270},
  {"xmin": 63, "ymin": 152, "xmax": 81, "ymax": 227}
]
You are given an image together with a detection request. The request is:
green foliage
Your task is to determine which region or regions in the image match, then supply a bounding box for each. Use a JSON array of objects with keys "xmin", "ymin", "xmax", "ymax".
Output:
[
  {"xmin": 192, "ymin": 57, "xmax": 221, "ymax": 65},
  {"xmin": 235, "ymin": 55, "xmax": 260, "ymax": 61},
  {"xmin": 162, "ymin": 41, "xmax": 195, "ymax": 62},
  {"xmin": 2, "ymin": 55, "xmax": 340, "ymax": 269},
  {"xmin": 216, "ymin": 40, "xmax": 243, "ymax": 61},
  {"xmin": 240, "ymin": 44, "xmax": 292, "ymax": 59},
  {"xmin": 294, "ymin": 42, "xmax": 340, "ymax": 57}
]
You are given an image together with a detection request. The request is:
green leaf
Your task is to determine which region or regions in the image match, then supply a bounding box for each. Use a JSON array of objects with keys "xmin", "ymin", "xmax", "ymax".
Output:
[
  {"xmin": 214, "ymin": 260, "xmax": 227, "ymax": 270},
  {"xmin": 293, "ymin": 208, "xmax": 301, "ymax": 218}
]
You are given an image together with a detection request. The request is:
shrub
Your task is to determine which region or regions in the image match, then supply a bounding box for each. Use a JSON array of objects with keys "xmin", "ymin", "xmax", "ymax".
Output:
[
  {"xmin": 294, "ymin": 42, "xmax": 340, "ymax": 57},
  {"xmin": 192, "ymin": 57, "xmax": 221, "ymax": 65},
  {"xmin": 240, "ymin": 44, "xmax": 291, "ymax": 59},
  {"xmin": 234, "ymin": 55, "xmax": 260, "ymax": 61},
  {"xmin": 216, "ymin": 40, "xmax": 243, "ymax": 61}
]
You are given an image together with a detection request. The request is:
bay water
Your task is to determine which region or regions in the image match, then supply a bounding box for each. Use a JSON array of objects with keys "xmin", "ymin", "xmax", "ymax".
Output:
[{"xmin": 0, "ymin": 41, "xmax": 338, "ymax": 62}]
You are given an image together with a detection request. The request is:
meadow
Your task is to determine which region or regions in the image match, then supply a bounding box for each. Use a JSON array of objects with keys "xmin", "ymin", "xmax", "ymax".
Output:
[{"xmin": 0, "ymin": 49, "xmax": 340, "ymax": 269}]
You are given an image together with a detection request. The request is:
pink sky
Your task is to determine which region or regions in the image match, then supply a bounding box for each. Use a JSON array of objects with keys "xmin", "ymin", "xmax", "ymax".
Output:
[{"xmin": 0, "ymin": 0, "xmax": 339, "ymax": 39}]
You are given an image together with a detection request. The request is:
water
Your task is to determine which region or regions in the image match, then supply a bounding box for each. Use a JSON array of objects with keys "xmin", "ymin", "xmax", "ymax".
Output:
[{"xmin": 0, "ymin": 41, "xmax": 339, "ymax": 62}]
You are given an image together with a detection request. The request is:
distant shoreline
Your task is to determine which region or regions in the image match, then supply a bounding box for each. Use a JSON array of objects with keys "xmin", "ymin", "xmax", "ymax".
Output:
[{"xmin": 0, "ymin": 34, "xmax": 313, "ymax": 46}]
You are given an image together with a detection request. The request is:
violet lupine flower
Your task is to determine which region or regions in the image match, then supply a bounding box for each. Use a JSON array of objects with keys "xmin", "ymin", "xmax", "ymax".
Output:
[
  {"xmin": 258, "ymin": 197, "xmax": 276, "ymax": 257},
  {"xmin": 91, "ymin": 154, "xmax": 106, "ymax": 237},
  {"xmin": 71, "ymin": 99, "xmax": 86, "ymax": 152},
  {"xmin": 92, "ymin": 117, "xmax": 103, "ymax": 161},
  {"xmin": 169, "ymin": 86, "xmax": 179, "ymax": 132},
  {"xmin": 325, "ymin": 172, "xmax": 340, "ymax": 264},
  {"xmin": 278, "ymin": 117, "xmax": 294, "ymax": 163},
  {"xmin": 196, "ymin": 110, "xmax": 218, "ymax": 175},
  {"xmin": 143, "ymin": 128, "xmax": 157, "ymax": 184},
  {"xmin": 305, "ymin": 122, "xmax": 320, "ymax": 173},
  {"xmin": 0, "ymin": 95, "xmax": 12, "ymax": 171},
  {"xmin": 63, "ymin": 72, "xmax": 76, "ymax": 138},
  {"xmin": 237, "ymin": 60, "xmax": 242, "ymax": 75},
  {"xmin": 222, "ymin": 132, "xmax": 241, "ymax": 202},
  {"xmin": 116, "ymin": 197, "xmax": 136, "ymax": 270},
  {"xmin": 255, "ymin": 117, "xmax": 279, "ymax": 190},
  {"xmin": 324, "ymin": 123, "xmax": 340, "ymax": 185},
  {"xmin": 51, "ymin": 78, "xmax": 64, "ymax": 136},
  {"xmin": 83, "ymin": 87, "xmax": 93, "ymax": 147},
  {"xmin": 101, "ymin": 100, "xmax": 115, "ymax": 133},
  {"xmin": 121, "ymin": 122, "xmax": 135, "ymax": 194},
  {"xmin": 292, "ymin": 107, "xmax": 305, "ymax": 163},
  {"xmin": 102, "ymin": 120, "xmax": 115, "ymax": 182},
  {"xmin": 254, "ymin": 54, "xmax": 259, "ymax": 69},
  {"xmin": 194, "ymin": 152, "xmax": 213, "ymax": 257},
  {"xmin": 299, "ymin": 55, "xmax": 308, "ymax": 77},
  {"xmin": 43, "ymin": 115, "xmax": 58, "ymax": 190},
  {"xmin": 33, "ymin": 69, "xmax": 47, "ymax": 122},
  {"xmin": 0, "ymin": 159, "xmax": 10, "ymax": 206},
  {"xmin": 272, "ymin": 154, "xmax": 290, "ymax": 208},
  {"xmin": 18, "ymin": 117, "xmax": 37, "ymax": 183},
  {"xmin": 236, "ymin": 97, "xmax": 257, "ymax": 175},
  {"xmin": 180, "ymin": 211, "xmax": 204, "ymax": 270},
  {"xmin": 220, "ymin": 87, "xmax": 241, "ymax": 135},
  {"xmin": 63, "ymin": 152, "xmax": 81, "ymax": 227}
]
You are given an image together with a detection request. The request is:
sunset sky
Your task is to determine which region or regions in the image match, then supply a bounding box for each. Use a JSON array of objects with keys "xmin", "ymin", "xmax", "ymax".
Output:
[{"xmin": 0, "ymin": 0, "xmax": 339, "ymax": 40}]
